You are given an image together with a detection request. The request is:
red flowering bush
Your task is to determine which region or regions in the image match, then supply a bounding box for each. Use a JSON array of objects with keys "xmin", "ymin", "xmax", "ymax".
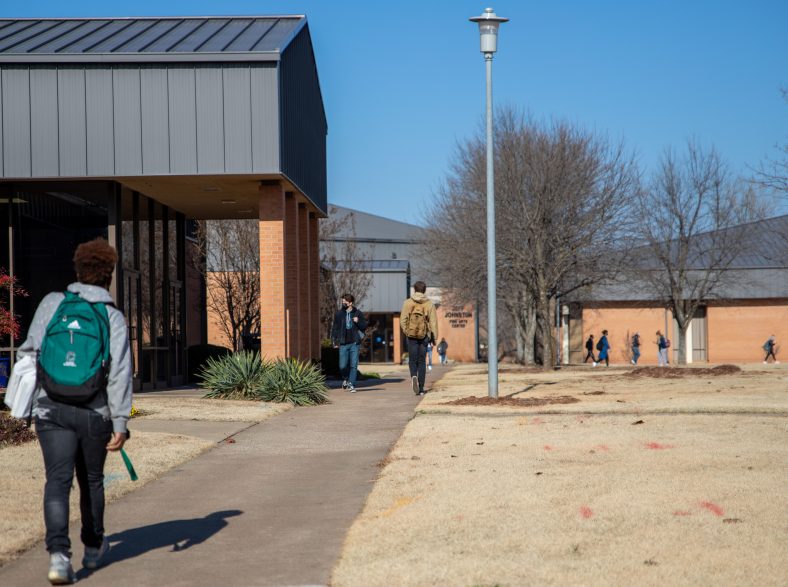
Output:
[{"xmin": 0, "ymin": 271, "xmax": 26, "ymax": 341}]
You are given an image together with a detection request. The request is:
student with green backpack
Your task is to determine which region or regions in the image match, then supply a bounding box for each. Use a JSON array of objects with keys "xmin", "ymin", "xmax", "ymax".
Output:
[
  {"xmin": 17, "ymin": 238, "xmax": 132, "ymax": 585},
  {"xmin": 400, "ymin": 281, "xmax": 438, "ymax": 395}
]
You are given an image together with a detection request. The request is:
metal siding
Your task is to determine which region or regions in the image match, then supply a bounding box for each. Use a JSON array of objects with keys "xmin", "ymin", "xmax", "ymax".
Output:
[
  {"xmin": 112, "ymin": 68, "xmax": 142, "ymax": 174},
  {"xmin": 1, "ymin": 68, "xmax": 31, "ymax": 177},
  {"xmin": 140, "ymin": 67, "xmax": 170, "ymax": 173},
  {"xmin": 250, "ymin": 64, "xmax": 278, "ymax": 172},
  {"xmin": 85, "ymin": 68, "xmax": 115, "ymax": 175},
  {"xmin": 223, "ymin": 66, "xmax": 252, "ymax": 172},
  {"xmin": 167, "ymin": 67, "xmax": 197, "ymax": 174},
  {"xmin": 279, "ymin": 27, "xmax": 327, "ymax": 212},
  {"xmin": 195, "ymin": 66, "xmax": 224, "ymax": 173},
  {"xmin": 30, "ymin": 68, "xmax": 59, "ymax": 176},
  {"xmin": 57, "ymin": 68, "xmax": 87, "ymax": 175}
]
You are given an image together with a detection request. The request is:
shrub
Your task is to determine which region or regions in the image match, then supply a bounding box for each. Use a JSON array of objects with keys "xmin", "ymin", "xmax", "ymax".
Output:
[
  {"xmin": 199, "ymin": 350, "xmax": 270, "ymax": 400},
  {"xmin": 0, "ymin": 412, "xmax": 36, "ymax": 448},
  {"xmin": 260, "ymin": 359, "xmax": 329, "ymax": 406}
]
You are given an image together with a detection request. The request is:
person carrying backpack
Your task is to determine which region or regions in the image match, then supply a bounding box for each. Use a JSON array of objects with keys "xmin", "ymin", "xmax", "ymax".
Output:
[
  {"xmin": 656, "ymin": 330, "xmax": 669, "ymax": 367},
  {"xmin": 584, "ymin": 334, "xmax": 596, "ymax": 363},
  {"xmin": 763, "ymin": 335, "xmax": 778, "ymax": 364},
  {"xmin": 593, "ymin": 330, "xmax": 610, "ymax": 367},
  {"xmin": 437, "ymin": 337, "xmax": 449, "ymax": 365},
  {"xmin": 17, "ymin": 238, "xmax": 132, "ymax": 585},
  {"xmin": 330, "ymin": 293, "xmax": 367, "ymax": 393},
  {"xmin": 631, "ymin": 332, "xmax": 641, "ymax": 365},
  {"xmin": 400, "ymin": 281, "xmax": 438, "ymax": 395}
]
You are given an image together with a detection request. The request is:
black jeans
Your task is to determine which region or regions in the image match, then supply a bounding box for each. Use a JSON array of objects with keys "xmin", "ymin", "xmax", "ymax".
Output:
[
  {"xmin": 36, "ymin": 400, "xmax": 113, "ymax": 555},
  {"xmin": 407, "ymin": 336, "xmax": 429, "ymax": 392}
]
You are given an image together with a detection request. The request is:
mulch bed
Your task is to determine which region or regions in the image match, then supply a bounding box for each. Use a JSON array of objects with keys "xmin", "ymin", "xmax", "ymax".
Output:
[
  {"xmin": 0, "ymin": 412, "xmax": 37, "ymax": 448},
  {"xmin": 441, "ymin": 394, "xmax": 581, "ymax": 407},
  {"xmin": 626, "ymin": 365, "xmax": 742, "ymax": 379}
]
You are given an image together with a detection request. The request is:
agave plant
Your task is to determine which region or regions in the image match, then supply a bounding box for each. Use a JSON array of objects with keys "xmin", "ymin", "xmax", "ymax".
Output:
[
  {"xmin": 199, "ymin": 350, "xmax": 270, "ymax": 400},
  {"xmin": 260, "ymin": 358, "xmax": 329, "ymax": 406}
]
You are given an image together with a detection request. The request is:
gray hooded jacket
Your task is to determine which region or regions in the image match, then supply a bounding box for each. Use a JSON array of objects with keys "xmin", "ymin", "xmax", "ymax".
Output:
[{"xmin": 17, "ymin": 282, "xmax": 133, "ymax": 434}]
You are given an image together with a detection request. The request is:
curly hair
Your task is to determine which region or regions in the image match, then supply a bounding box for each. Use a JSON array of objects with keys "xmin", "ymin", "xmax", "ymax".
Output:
[{"xmin": 73, "ymin": 238, "xmax": 117, "ymax": 288}]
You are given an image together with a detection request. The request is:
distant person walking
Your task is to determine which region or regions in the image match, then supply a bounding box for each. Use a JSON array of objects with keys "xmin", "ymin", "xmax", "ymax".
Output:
[
  {"xmin": 763, "ymin": 335, "xmax": 779, "ymax": 364},
  {"xmin": 437, "ymin": 338, "xmax": 449, "ymax": 365},
  {"xmin": 400, "ymin": 281, "xmax": 438, "ymax": 395},
  {"xmin": 656, "ymin": 330, "xmax": 669, "ymax": 367},
  {"xmin": 18, "ymin": 238, "xmax": 132, "ymax": 584},
  {"xmin": 331, "ymin": 293, "xmax": 367, "ymax": 393},
  {"xmin": 593, "ymin": 330, "xmax": 610, "ymax": 367},
  {"xmin": 631, "ymin": 332, "xmax": 641, "ymax": 365},
  {"xmin": 584, "ymin": 335, "xmax": 596, "ymax": 363}
]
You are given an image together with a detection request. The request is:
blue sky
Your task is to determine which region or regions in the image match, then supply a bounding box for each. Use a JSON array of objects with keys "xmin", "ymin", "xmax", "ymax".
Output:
[{"xmin": 5, "ymin": 1, "xmax": 787, "ymax": 224}]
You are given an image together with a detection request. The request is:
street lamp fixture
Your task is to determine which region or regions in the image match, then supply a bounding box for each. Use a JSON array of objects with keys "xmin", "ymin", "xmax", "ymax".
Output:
[
  {"xmin": 469, "ymin": 7, "xmax": 508, "ymax": 55},
  {"xmin": 469, "ymin": 7, "xmax": 507, "ymax": 399}
]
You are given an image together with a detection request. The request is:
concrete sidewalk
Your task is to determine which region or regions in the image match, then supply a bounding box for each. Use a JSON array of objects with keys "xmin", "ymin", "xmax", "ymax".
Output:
[{"xmin": 0, "ymin": 365, "xmax": 447, "ymax": 586}]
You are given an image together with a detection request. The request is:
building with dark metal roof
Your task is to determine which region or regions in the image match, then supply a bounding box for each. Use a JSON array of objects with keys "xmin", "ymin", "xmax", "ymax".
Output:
[{"xmin": 0, "ymin": 15, "xmax": 327, "ymax": 388}]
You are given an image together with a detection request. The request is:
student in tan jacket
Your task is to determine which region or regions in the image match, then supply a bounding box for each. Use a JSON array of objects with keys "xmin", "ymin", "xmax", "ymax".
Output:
[{"xmin": 400, "ymin": 281, "xmax": 438, "ymax": 395}]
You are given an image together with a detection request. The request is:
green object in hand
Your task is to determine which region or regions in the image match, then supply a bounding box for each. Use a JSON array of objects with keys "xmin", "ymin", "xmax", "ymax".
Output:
[{"xmin": 120, "ymin": 448, "xmax": 138, "ymax": 481}]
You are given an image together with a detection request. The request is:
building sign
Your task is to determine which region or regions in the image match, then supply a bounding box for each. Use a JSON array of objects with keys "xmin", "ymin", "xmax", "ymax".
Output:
[{"xmin": 445, "ymin": 306, "xmax": 473, "ymax": 329}]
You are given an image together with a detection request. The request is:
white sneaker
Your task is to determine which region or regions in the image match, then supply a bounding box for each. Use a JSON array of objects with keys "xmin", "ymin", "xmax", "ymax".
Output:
[
  {"xmin": 48, "ymin": 552, "xmax": 75, "ymax": 585},
  {"xmin": 592, "ymin": 362, "xmax": 598, "ymax": 367},
  {"xmin": 428, "ymin": 365, "xmax": 432, "ymax": 371},
  {"xmin": 764, "ymin": 361, "xmax": 768, "ymax": 364},
  {"xmin": 342, "ymin": 380, "xmax": 348, "ymax": 390},
  {"xmin": 348, "ymin": 385, "xmax": 357, "ymax": 393},
  {"xmin": 82, "ymin": 537, "xmax": 109, "ymax": 570}
]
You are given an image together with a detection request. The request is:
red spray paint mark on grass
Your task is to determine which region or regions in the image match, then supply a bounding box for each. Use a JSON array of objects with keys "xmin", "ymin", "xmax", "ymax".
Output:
[
  {"xmin": 579, "ymin": 506, "xmax": 594, "ymax": 519},
  {"xmin": 645, "ymin": 442, "xmax": 675, "ymax": 450},
  {"xmin": 543, "ymin": 445, "xmax": 554, "ymax": 451},
  {"xmin": 593, "ymin": 444, "xmax": 611, "ymax": 452},
  {"xmin": 532, "ymin": 417, "xmax": 545, "ymax": 425},
  {"xmin": 672, "ymin": 510, "xmax": 692, "ymax": 517},
  {"xmin": 700, "ymin": 501, "xmax": 725, "ymax": 517}
]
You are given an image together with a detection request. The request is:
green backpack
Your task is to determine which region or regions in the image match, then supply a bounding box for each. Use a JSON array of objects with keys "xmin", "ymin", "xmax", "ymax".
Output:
[{"xmin": 37, "ymin": 291, "xmax": 111, "ymax": 405}]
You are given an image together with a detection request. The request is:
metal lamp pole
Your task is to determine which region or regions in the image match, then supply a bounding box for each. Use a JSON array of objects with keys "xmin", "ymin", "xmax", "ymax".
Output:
[{"xmin": 470, "ymin": 7, "xmax": 508, "ymax": 398}]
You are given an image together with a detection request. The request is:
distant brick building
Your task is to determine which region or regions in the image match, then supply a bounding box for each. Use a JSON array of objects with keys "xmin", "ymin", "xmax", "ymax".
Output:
[{"xmin": 566, "ymin": 215, "xmax": 788, "ymax": 365}]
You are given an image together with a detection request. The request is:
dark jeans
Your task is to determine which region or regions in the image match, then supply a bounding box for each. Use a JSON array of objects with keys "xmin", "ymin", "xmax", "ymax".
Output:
[
  {"xmin": 764, "ymin": 350, "xmax": 777, "ymax": 362},
  {"xmin": 632, "ymin": 346, "xmax": 641, "ymax": 364},
  {"xmin": 36, "ymin": 401, "xmax": 113, "ymax": 555},
  {"xmin": 407, "ymin": 337, "xmax": 429, "ymax": 392},
  {"xmin": 339, "ymin": 343, "xmax": 360, "ymax": 385},
  {"xmin": 584, "ymin": 350, "xmax": 595, "ymax": 363}
]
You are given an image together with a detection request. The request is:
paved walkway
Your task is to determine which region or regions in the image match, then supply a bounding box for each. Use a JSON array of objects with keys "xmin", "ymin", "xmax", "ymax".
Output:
[{"xmin": 0, "ymin": 366, "xmax": 448, "ymax": 586}]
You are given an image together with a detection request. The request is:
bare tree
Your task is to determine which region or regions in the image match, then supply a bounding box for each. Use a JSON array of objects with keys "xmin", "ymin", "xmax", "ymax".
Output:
[
  {"xmin": 319, "ymin": 207, "xmax": 373, "ymax": 340},
  {"xmin": 630, "ymin": 141, "xmax": 764, "ymax": 364},
  {"xmin": 426, "ymin": 109, "xmax": 637, "ymax": 367},
  {"xmin": 752, "ymin": 88, "xmax": 788, "ymax": 197},
  {"xmin": 196, "ymin": 219, "xmax": 260, "ymax": 351}
]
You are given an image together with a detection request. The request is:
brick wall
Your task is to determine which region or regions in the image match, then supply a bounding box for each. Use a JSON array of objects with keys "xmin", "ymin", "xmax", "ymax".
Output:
[
  {"xmin": 707, "ymin": 300, "xmax": 788, "ymax": 363},
  {"xmin": 581, "ymin": 305, "xmax": 670, "ymax": 365},
  {"xmin": 435, "ymin": 303, "xmax": 477, "ymax": 362},
  {"xmin": 259, "ymin": 184, "xmax": 287, "ymax": 359}
]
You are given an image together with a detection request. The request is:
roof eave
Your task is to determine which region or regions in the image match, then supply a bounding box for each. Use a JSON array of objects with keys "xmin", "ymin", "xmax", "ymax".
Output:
[{"xmin": 0, "ymin": 51, "xmax": 281, "ymax": 64}]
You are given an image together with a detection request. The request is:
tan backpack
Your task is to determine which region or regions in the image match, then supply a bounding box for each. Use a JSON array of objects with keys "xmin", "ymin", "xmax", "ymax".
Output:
[{"xmin": 405, "ymin": 301, "xmax": 429, "ymax": 339}]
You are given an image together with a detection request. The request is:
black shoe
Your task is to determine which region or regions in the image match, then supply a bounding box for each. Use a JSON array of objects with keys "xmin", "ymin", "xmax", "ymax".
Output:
[{"xmin": 411, "ymin": 376, "xmax": 419, "ymax": 394}]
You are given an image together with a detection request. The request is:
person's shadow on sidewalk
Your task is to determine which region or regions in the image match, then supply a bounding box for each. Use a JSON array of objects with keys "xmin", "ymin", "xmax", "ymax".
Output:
[{"xmin": 77, "ymin": 510, "xmax": 242, "ymax": 578}]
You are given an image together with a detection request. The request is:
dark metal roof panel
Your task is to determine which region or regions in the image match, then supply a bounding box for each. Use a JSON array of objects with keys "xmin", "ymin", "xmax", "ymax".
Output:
[{"xmin": 0, "ymin": 16, "xmax": 306, "ymax": 62}]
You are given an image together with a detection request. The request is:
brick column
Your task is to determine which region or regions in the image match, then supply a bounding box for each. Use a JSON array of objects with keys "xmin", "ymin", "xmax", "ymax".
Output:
[
  {"xmin": 393, "ymin": 314, "xmax": 402, "ymax": 364},
  {"xmin": 309, "ymin": 212, "xmax": 321, "ymax": 360},
  {"xmin": 259, "ymin": 183, "xmax": 287, "ymax": 359},
  {"xmin": 297, "ymin": 203, "xmax": 311, "ymax": 360},
  {"xmin": 283, "ymin": 193, "xmax": 300, "ymax": 357}
]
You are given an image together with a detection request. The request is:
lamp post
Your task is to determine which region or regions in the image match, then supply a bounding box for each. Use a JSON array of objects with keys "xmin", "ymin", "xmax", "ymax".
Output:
[{"xmin": 470, "ymin": 7, "xmax": 507, "ymax": 398}]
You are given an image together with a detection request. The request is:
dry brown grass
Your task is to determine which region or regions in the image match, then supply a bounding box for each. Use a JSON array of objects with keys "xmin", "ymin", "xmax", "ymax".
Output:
[
  {"xmin": 133, "ymin": 397, "xmax": 291, "ymax": 422},
  {"xmin": 332, "ymin": 364, "xmax": 788, "ymax": 586},
  {"xmin": 0, "ymin": 431, "xmax": 211, "ymax": 566}
]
